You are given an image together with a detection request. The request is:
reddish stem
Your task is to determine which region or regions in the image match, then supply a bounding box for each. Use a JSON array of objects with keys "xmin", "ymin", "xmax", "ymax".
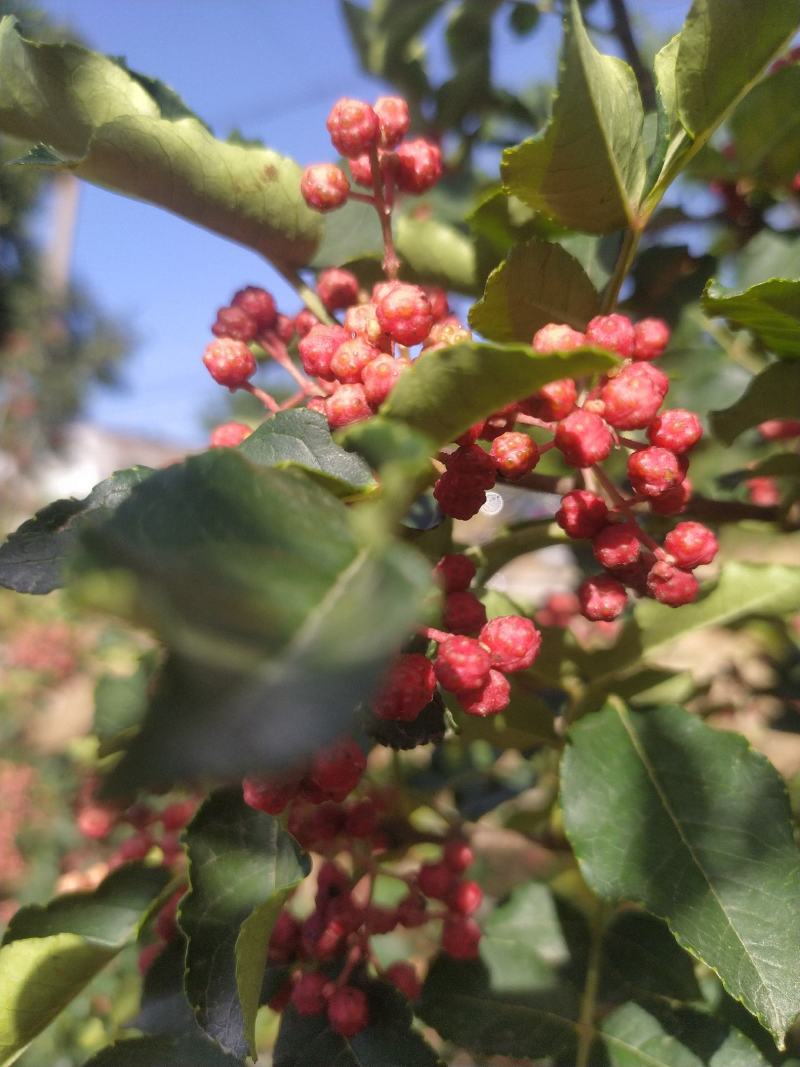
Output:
[
  {"xmin": 243, "ymin": 382, "xmax": 279, "ymax": 413},
  {"xmin": 368, "ymin": 145, "xmax": 400, "ymax": 280},
  {"xmin": 260, "ymin": 330, "xmax": 320, "ymax": 396},
  {"xmin": 591, "ymin": 464, "xmax": 663, "ymax": 556},
  {"xmin": 420, "ymin": 626, "xmax": 453, "ymax": 644}
]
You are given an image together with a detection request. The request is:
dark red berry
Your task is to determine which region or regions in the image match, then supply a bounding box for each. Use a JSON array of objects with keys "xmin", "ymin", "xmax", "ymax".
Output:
[
  {"xmin": 384, "ymin": 961, "xmax": 421, "ymax": 1000},
  {"xmin": 373, "ymin": 96, "xmax": 410, "ymax": 148},
  {"xmin": 521, "ymin": 377, "xmax": 578, "ymax": 422},
  {"xmin": 627, "ymin": 447, "xmax": 683, "ymax": 498},
  {"xmin": 433, "ymin": 472, "xmax": 486, "ymax": 520},
  {"xmin": 298, "ymin": 324, "xmax": 347, "ymax": 380},
  {"xmin": 417, "ymin": 861, "xmax": 456, "ymax": 900},
  {"xmin": 600, "ymin": 369, "xmax": 663, "ymax": 430},
  {"xmin": 457, "ymin": 669, "xmax": 511, "ymax": 717},
  {"xmin": 446, "ymin": 444, "xmax": 496, "ymax": 489},
  {"xmin": 442, "ymin": 917, "xmax": 481, "ymax": 959},
  {"xmin": 243, "ymin": 777, "xmax": 296, "ymax": 815},
  {"xmin": 556, "ymin": 490, "xmax": 609, "ymax": 539},
  {"xmin": 394, "ymin": 139, "xmax": 443, "ymax": 194},
  {"xmin": 212, "ymin": 305, "xmax": 258, "ymax": 342},
  {"xmin": 373, "ymin": 654, "xmax": 436, "ymax": 722},
  {"xmin": 309, "ymin": 738, "xmax": 366, "ymax": 801},
  {"xmin": 434, "ymin": 554, "xmax": 476, "ymax": 593},
  {"xmin": 292, "ymin": 972, "xmax": 329, "ymax": 1016},
  {"xmin": 443, "ymin": 838, "xmax": 474, "ymax": 872},
  {"xmin": 443, "ymin": 591, "xmax": 487, "ymax": 636},
  {"xmin": 327, "ymin": 985, "xmax": 369, "ymax": 1037},
  {"xmin": 449, "ymin": 880, "xmax": 483, "ymax": 916},
  {"xmin": 232, "ymin": 286, "xmax": 277, "ymax": 330},
  {"xmin": 592, "ymin": 523, "xmax": 641, "ymax": 570},
  {"xmin": 327, "ymin": 98, "xmax": 380, "ymax": 157},
  {"xmin": 294, "ymin": 308, "xmax": 320, "ymax": 338},
  {"xmin": 646, "ymin": 562, "xmax": 699, "ymax": 606},
  {"xmin": 650, "ymin": 476, "xmax": 692, "ymax": 515}
]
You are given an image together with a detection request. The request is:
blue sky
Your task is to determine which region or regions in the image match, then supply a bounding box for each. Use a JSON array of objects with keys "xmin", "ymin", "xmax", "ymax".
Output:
[{"xmin": 35, "ymin": 0, "xmax": 690, "ymax": 445}]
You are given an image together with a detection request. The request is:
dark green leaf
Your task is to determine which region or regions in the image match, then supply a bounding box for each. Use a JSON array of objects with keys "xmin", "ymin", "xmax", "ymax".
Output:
[
  {"xmin": 676, "ymin": 0, "xmax": 800, "ymax": 143},
  {"xmin": 702, "ymin": 279, "xmax": 800, "ymax": 360},
  {"xmin": 0, "ymin": 865, "xmax": 170, "ymax": 1066},
  {"xmin": 738, "ymin": 232, "xmax": 800, "ymax": 289},
  {"xmin": 0, "ymin": 18, "xmax": 321, "ymax": 268},
  {"xmin": 132, "ymin": 938, "xmax": 196, "ymax": 1038},
  {"xmin": 730, "ymin": 65, "xmax": 800, "ymax": 185},
  {"xmin": 93, "ymin": 657, "xmax": 154, "ymax": 756},
  {"xmin": 469, "ymin": 238, "xmax": 600, "ymax": 343},
  {"xmin": 83, "ymin": 1034, "xmax": 244, "ymax": 1066},
  {"xmin": 602, "ymin": 911, "xmax": 702, "ymax": 1004},
  {"xmin": 382, "ymin": 340, "xmax": 617, "ymax": 448},
  {"xmin": 238, "ymin": 409, "xmax": 376, "ymax": 498},
  {"xmin": 0, "ymin": 467, "xmax": 150, "ymax": 594},
  {"xmin": 711, "ymin": 363, "xmax": 800, "ymax": 444},
  {"xmin": 68, "ymin": 453, "xmax": 431, "ymax": 792},
  {"xmin": 274, "ymin": 977, "xmax": 443, "ymax": 1067},
  {"xmin": 180, "ymin": 790, "xmax": 309, "ymax": 1059},
  {"xmin": 502, "ymin": 0, "xmax": 646, "ymax": 233},
  {"xmin": 562, "ymin": 701, "xmax": 800, "ymax": 1043}
]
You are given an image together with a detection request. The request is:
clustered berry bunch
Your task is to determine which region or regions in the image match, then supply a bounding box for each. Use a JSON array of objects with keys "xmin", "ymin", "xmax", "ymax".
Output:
[
  {"xmin": 300, "ymin": 96, "xmax": 443, "ymax": 215},
  {"xmin": 245, "ymin": 767, "xmax": 482, "ymax": 1038},
  {"xmin": 372, "ymin": 551, "xmax": 541, "ymax": 723},
  {"xmin": 431, "ymin": 314, "xmax": 720, "ymax": 617}
]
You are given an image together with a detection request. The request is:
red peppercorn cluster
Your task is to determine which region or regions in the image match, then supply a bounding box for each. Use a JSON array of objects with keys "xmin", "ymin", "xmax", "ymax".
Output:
[
  {"xmin": 262, "ymin": 832, "xmax": 482, "ymax": 1037},
  {"xmin": 372, "ymin": 553, "xmax": 541, "ymax": 722},
  {"xmin": 300, "ymin": 96, "xmax": 443, "ymax": 214},
  {"xmin": 243, "ymin": 737, "xmax": 367, "ymax": 818}
]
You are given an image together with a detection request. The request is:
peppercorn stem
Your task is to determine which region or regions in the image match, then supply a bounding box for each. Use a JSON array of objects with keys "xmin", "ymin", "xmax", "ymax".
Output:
[{"xmin": 368, "ymin": 145, "xmax": 400, "ymax": 280}]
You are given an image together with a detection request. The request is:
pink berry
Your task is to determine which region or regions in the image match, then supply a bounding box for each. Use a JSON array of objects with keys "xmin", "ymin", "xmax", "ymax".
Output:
[
  {"xmin": 646, "ymin": 562, "xmax": 699, "ymax": 606},
  {"xmin": 385, "ymin": 961, "xmax": 421, "ymax": 1000},
  {"xmin": 443, "ymin": 591, "xmax": 487, "ymax": 636},
  {"xmin": 632, "ymin": 361, "xmax": 669, "ymax": 400},
  {"xmin": 343, "ymin": 301, "xmax": 391, "ymax": 350},
  {"xmin": 301, "ymin": 163, "xmax": 350, "ymax": 212},
  {"xmin": 746, "ymin": 476, "xmax": 780, "ymax": 507},
  {"xmin": 309, "ymin": 738, "xmax": 366, "ymax": 801},
  {"xmin": 490, "ymin": 432, "xmax": 540, "ymax": 479},
  {"xmin": 648, "ymin": 409, "xmax": 703, "ymax": 453},
  {"xmin": 628, "ymin": 447, "xmax": 683, "ymax": 498},
  {"xmin": 586, "ymin": 314, "xmax": 636, "ymax": 357},
  {"xmin": 759, "ymin": 419, "xmax": 800, "ymax": 440},
  {"xmin": 348, "ymin": 150, "xmax": 383, "ymax": 187},
  {"xmin": 555, "ymin": 410, "xmax": 613, "ymax": 467},
  {"xmin": 294, "ymin": 309, "xmax": 320, "ymax": 338},
  {"xmin": 521, "ymin": 378, "xmax": 577, "ymax": 422},
  {"xmin": 479, "ymin": 616, "xmax": 541, "ymax": 672},
  {"xmin": 434, "ymin": 636, "xmax": 491, "ymax": 692},
  {"xmin": 592, "ymin": 524, "xmax": 641, "ymax": 570},
  {"xmin": 276, "ymin": 313, "xmax": 295, "ymax": 342},
  {"xmin": 633, "ymin": 317, "xmax": 670, "ymax": 361},
  {"xmin": 376, "ymin": 284, "xmax": 434, "ymax": 346},
  {"xmin": 578, "ymin": 575, "xmax": 628, "ymax": 621},
  {"xmin": 298, "ymin": 324, "xmax": 348, "ymax": 380},
  {"xmin": 361, "ymin": 354, "xmax": 408, "ymax": 407},
  {"xmin": 326, "ymin": 98, "xmax": 380, "ymax": 157},
  {"xmin": 292, "ymin": 972, "xmax": 328, "ymax": 1016},
  {"xmin": 600, "ymin": 369, "xmax": 663, "ymax": 430},
  {"xmin": 556, "ymin": 490, "xmax": 609, "ymax": 539},
  {"xmin": 232, "ymin": 286, "xmax": 277, "ymax": 330},
  {"xmin": 316, "ymin": 268, "xmax": 360, "ymax": 312},
  {"xmin": 394, "ymin": 139, "xmax": 443, "ymax": 194},
  {"xmin": 664, "ymin": 522, "xmax": 718, "ymax": 569},
  {"xmin": 374, "ymin": 96, "xmax": 410, "ymax": 148},
  {"xmin": 442, "ymin": 917, "xmax": 481, "ymax": 959},
  {"xmin": 424, "ymin": 318, "xmax": 471, "ymax": 350},
  {"xmin": 449, "ymin": 880, "xmax": 483, "ymax": 916},
  {"xmin": 212, "ymin": 305, "xmax": 258, "ymax": 342},
  {"xmin": 243, "ymin": 777, "xmax": 296, "ymax": 815},
  {"xmin": 331, "ymin": 337, "xmax": 380, "ymax": 384},
  {"xmin": 373, "ymin": 654, "xmax": 436, "ymax": 722},
  {"xmin": 457, "ymin": 669, "xmax": 511, "ymax": 717},
  {"xmin": 202, "ymin": 338, "xmax": 256, "ymax": 390},
  {"xmin": 325, "ymin": 384, "xmax": 372, "ymax": 429},
  {"xmin": 327, "ymin": 986, "xmax": 369, "ymax": 1037},
  {"xmin": 434, "ymin": 554, "xmax": 476, "ymax": 593},
  {"xmin": 443, "ymin": 838, "xmax": 474, "ymax": 872},
  {"xmin": 422, "ymin": 286, "xmax": 449, "ymax": 322},
  {"xmin": 418, "ymin": 861, "xmax": 456, "ymax": 900},
  {"xmin": 209, "ymin": 422, "xmax": 251, "ymax": 448},
  {"xmin": 531, "ymin": 323, "xmax": 585, "ymax": 352}
]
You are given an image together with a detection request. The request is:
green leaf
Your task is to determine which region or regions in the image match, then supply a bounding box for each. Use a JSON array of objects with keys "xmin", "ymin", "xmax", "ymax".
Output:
[
  {"xmin": 179, "ymin": 790, "xmax": 309, "ymax": 1059},
  {"xmin": 0, "ymin": 864, "xmax": 170, "ymax": 1066},
  {"xmin": 711, "ymin": 363, "xmax": 800, "ymax": 444},
  {"xmin": 0, "ymin": 467, "xmax": 150, "ymax": 594},
  {"xmin": 83, "ymin": 1034, "xmax": 244, "ymax": 1066},
  {"xmin": 584, "ymin": 562, "xmax": 800, "ymax": 683},
  {"xmin": 730, "ymin": 65, "xmax": 800, "ymax": 185},
  {"xmin": 0, "ymin": 18, "xmax": 321, "ymax": 268},
  {"xmin": 676, "ymin": 0, "xmax": 800, "ymax": 143},
  {"xmin": 70, "ymin": 453, "xmax": 431, "ymax": 792},
  {"xmin": 469, "ymin": 238, "xmax": 600, "ymax": 343},
  {"xmin": 131, "ymin": 939, "xmax": 195, "ymax": 1037},
  {"xmin": 561, "ymin": 701, "xmax": 800, "ymax": 1043},
  {"xmin": 502, "ymin": 0, "xmax": 646, "ymax": 233},
  {"xmin": 237, "ymin": 409, "xmax": 376, "ymax": 498},
  {"xmin": 93, "ymin": 657, "xmax": 154, "ymax": 756},
  {"xmin": 382, "ymin": 340, "xmax": 617, "ymax": 448},
  {"xmin": 702, "ymin": 278, "xmax": 800, "ymax": 360},
  {"xmin": 647, "ymin": 34, "xmax": 681, "ymax": 190},
  {"xmin": 738, "ymin": 232, "xmax": 800, "ymax": 289},
  {"xmin": 274, "ymin": 978, "xmax": 443, "ymax": 1066},
  {"xmin": 602, "ymin": 911, "xmax": 702, "ymax": 1004}
]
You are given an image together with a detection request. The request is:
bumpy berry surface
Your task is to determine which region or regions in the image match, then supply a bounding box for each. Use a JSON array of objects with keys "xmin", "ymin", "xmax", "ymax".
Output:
[
  {"xmin": 522, "ymin": 377, "xmax": 577, "ymax": 421},
  {"xmin": 578, "ymin": 575, "xmax": 628, "ymax": 621},
  {"xmin": 443, "ymin": 591, "xmax": 487, "ymax": 635},
  {"xmin": 301, "ymin": 164, "xmax": 350, "ymax": 211},
  {"xmin": 212, "ymin": 305, "xmax": 258, "ymax": 342},
  {"xmin": 434, "ymin": 554, "xmax": 476, "ymax": 594},
  {"xmin": 648, "ymin": 409, "xmax": 703, "ymax": 453},
  {"xmin": 479, "ymin": 616, "xmax": 542, "ymax": 672},
  {"xmin": 490, "ymin": 431, "xmax": 540, "ymax": 478},
  {"xmin": 331, "ymin": 337, "xmax": 380, "ymax": 383},
  {"xmin": 325, "ymin": 384, "xmax": 372, "ymax": 429},
  {"xmin": 555, "ymin": 409, "xmax": 613, "ymax": 467},
  {"xmin": 646, "ymin": 562, "xmax": 699, "ymax": 606},
  {"xmin": 327, "ymin": 986, "xmax": 369, "ymax": 1037},
  {"xmin": 298, "ymin": 324, "xmax": 347, "ymax": 380},
  {"xmin": 326, "ymin": 98, "xmax": 380, "ymax": 158},
  {"xmin": 532, "ymin": 323, "xmax": 585, "ymax": 352},
  {"xmin": 627, "ymin": 447, "xmax": 683, "ymax": 498},
  {"xmin": 394, "ymin": 139, "xmax": 443, "ymax": 194},
  {"xmin": 664, "ymin": 521, "xmax": 718, "ymax": 569},
  {"xmin": 586, "ymin": 313, "xmax": 636, "ymax": 357},
  {"xmin": 373, "ymin": 654, "xmax": 436, "ymax": 722},
  {"xmin": 373, "ymin": 95, "xmax": 410, "ymax": 148},
  {"xmin": 232, "ymin": 286, "xmax": 277, "ymax": 329},
  {"xmin": 457, "ymin": 669, "xmax": 510, "ymax": 717},
  {"xmin": 202, "ymin": 338, "xmax": 256, "ymax": 389},
  {"xmin": 316, "ymin": 268, "xmax": 360, "ymax": 312},
  {"xmin": 434, "ymin": 636, "xmax": 491, "ymax": 693},
  {"xmin": 592, "ymin": 523, "xmax": 641, "ymax": 570},
  {"xmin": 600, "ymin": 368, "xmax": 663, "ymax": 429},
  {"xmin": 376, "ymin": 284, "xmax": 434, "ymax": 346},
  {"xmin": 556, "ymin": 490, "xmax": 609, "ymax": 539},
  {"xmin": 362, "ymin": 354, "xmax": 407, "ymax": 407},
  {"xmin": 632, "ymin": 317, "xmax": 670, "ymax": 360}
]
